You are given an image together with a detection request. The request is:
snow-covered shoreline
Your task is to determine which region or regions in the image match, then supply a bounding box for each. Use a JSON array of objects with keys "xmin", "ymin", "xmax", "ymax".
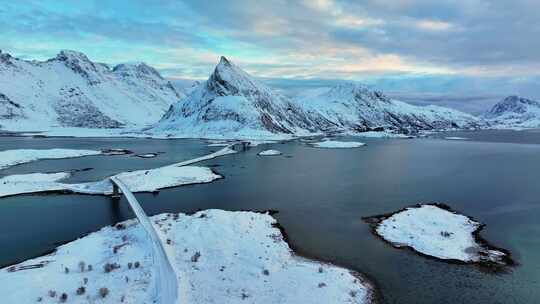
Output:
[
  {"xmin": 0, "ymin": 149, "xmax": 104, "ymax": 170},
  {"xmin": 364, "ymin": 204, "xmax": 513, "ymax": 269},
  {"xmin": 0, "ymin": 166, "xmax": 222, "ymax": 198},
  {"xmin": 0, "ymin": 146, "xmax": 237, "ymax": 198},
  {"xmin": 0, "ymin": 210, "xmax": 375, "ymax": 303}
]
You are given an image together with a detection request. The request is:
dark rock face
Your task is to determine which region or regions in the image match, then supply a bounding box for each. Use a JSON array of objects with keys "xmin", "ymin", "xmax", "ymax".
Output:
[
  {"xmin": 158, "ymin": 57, "xmax": 483, "ymax": 136},
  {"xmin": 113, "ymin": 63, "xmax": 164, "ymax": 80},
  {"xmin": 0, "ymin": 92, "xmax": 24, "ymax": 119},
  {"xmin": 482, "ymin": 95, "xmax": 540, "ymax": 128},
  {"xmin": 55, "ymin": 86, "xmax": 123, "ymax": 128},
  {"xmin": 159, "ymin": 56, "xmax": 321, "ymax": 134},
  {"xmin": 298, "ymin": 83, "xmax": 483, "ymax": 134},
  {"xmin": 52, "ymin": 50, "xmax": 102, "ymax": 85}
]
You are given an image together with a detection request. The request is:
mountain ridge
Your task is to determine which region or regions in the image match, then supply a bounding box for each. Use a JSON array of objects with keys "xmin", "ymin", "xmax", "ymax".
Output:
[
  {"xmin": 483, "ymin": 95, "xmax": 540, "ymax": 128},
  {"xmin": 155, "ymin": 56, "xmax": 319, "ymax": 137},
  {"xmin": 0, "ymin": 49, "xmax": 182, "ymax": 130},
  {"xmin": 154, "ymin": 57, "xmax": 484, "ymax": 138}
]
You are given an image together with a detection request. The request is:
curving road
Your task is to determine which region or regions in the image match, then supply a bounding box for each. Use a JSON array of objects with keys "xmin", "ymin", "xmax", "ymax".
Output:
[
  {"xmin": 110, "ymin": 176, "xmax": 179, "ymax": 304},
  {"xmin": 108, "ymin": 143, "xmax": 246, "ymax": 304}
]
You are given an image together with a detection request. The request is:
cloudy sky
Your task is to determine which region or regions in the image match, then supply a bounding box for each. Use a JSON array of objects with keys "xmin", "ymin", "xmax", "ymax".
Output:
[{"xmin": 2, "ymin": 0, "xmax": 539, "ymax": 112}]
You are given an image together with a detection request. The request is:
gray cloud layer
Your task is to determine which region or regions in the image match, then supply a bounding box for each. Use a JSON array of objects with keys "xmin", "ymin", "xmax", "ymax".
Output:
[{"xmin": 1, "ymin": 0, "xmax": 539, "ymax": 108}]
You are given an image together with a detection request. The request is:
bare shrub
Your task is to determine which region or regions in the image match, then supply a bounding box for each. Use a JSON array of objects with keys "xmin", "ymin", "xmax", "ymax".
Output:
[
  {"xmin": 191, "ymin": 252, "xmax": 201, "ymax": 263},
  {"xmin": 440, "ymin": 231, "xmax": 452, "ymax": 238},
  {"xmin": 76, "ymin": 286, "xmax": 86, "ymax": 295},
  {"xmin": 78, "ymin": 261, "xmax": 85, "ymax": 272},
  {"xmin": 99, "ymin": 287, "xmax": 109, "ymax": 298},
  {"xmin": 103, "ymin": 262, "xmax": 121, "ymax": 273}
]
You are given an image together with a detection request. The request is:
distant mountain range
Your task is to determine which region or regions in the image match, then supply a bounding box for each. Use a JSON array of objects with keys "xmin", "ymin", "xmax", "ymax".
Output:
[
  {"xmin": 0, "ymin": 50, "xmax": 182, "ymax": 130},
  {"xmin": 482, "ymin": 95, "xmax": 540, "ymax": 128},
  {"xmin": 153, "ymin": 56, "xmax": 482, "ymax": 137},
  {"xmin": 1, "ymin": 50, "xmax": 539, "ymax": 137}
]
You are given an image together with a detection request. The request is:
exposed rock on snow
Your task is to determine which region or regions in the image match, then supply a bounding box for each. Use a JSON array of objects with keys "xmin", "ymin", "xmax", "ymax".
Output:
[
  {"xmin": 0, "ymin": 148, "xmax": 102, "ymax": 169},
  {"xmin": 483, "ymin": 95, "xmax": 540, "ymax": 128},
  {"xmin": 297, "ymin": 83, "xmax": 483, "ymax": 134},
  {"xmin": 153, "ymin": 57, "xmax": 482, "ymax": 139},
  {"xmin": 364, "ymin": 204, "xmax": 512, "ymax": 267},
  {"xmin": 257, "ymin": 149, "xmax": 282, "ymax": 156},
  {"xmin": 0, "ymin": 210, "xmax": 374, "ymax": 304},
  {"xmin": 311, "ymin": 140, "xmax": 366, "ymax": 149},
  {"xmin": 0, "ymin": 50, "xmax": 181, "ymax": 131}
]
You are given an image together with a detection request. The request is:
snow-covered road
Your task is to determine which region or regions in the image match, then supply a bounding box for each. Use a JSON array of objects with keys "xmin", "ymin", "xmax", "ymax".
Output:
[
  {"xmin": 103, "ymin": 144, "xmax": 243, "ymax": 304},
  {"xmin": 110, "ymin": 176, "xmax": 179, "ymax": 304}
]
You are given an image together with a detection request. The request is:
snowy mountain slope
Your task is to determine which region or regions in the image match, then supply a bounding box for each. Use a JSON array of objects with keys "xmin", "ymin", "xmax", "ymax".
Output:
[
  {"xmin": 152, "ymin": 57, "xmax": 319, "ymax": 138},
  {"xmin": 295, "ymin": 83, "xmax": 483, "ymax": 134},
  {"xmin": 482, "ymin": 95, "xmax": 540, "ymax": 128},
  {"xmin": 0, "ymin": 50, "xmax": 181, "ymax": 131},
  {"xmin": 153, "ymin": 57, "xmax": 483, "ymax": 138}
]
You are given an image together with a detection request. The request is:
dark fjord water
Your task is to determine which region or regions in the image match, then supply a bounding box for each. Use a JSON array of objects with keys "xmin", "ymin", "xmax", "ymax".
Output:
[{"xmin": 1, "ymin": 131, "xmax": 539, "ymax": 304}]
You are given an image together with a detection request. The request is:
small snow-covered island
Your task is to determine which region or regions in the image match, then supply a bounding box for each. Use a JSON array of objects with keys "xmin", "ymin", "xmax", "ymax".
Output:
[
  {"xmin": 311, "ymin": 140, "xmax": 366, "ymax": 149},
  {"xmin": 257, "ymin": 149, "xmax": 282, "ymax": 156},
  {"xmin": 364, "ymin": 204, "xmax": 513, "ymax": 269}
]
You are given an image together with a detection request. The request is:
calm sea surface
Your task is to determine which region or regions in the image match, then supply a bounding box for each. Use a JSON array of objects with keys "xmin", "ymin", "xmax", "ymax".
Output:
[{"xmin": 0, "ymin": 130, "xmax": 539, "ymax": 303}]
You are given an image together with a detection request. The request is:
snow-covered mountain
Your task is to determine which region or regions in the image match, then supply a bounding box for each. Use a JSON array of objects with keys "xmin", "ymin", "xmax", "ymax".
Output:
[
  {"xmin": 296, "ymin": 83, "xmax": 483, "ymax": 134},
  {"xmin": 154, "ymin": 57, "xmax": 482, "ymax": 138},
  {"xmin": 0, "ymin": 50, "xmax": 181, "ymax": 131},
  {"xmin": 482, "ymin": 95, "xmax": 540, "ymax": 128},
  {"xmin": 153, "ymin": 56, "xmax": 318, "ymax": 138}
]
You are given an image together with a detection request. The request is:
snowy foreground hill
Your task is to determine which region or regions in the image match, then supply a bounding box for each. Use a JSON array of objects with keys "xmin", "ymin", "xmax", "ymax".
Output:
[
  {"xmin": 0, "ymin": 50, "xmax": 182, "ymax": 130},
  {"xmin": 482, "ymin": 95, "xmax": 540, "ymax": 129},
  {"xmin": 153, "ymin": 57, "xmax": 482, "ymax": 138}
]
